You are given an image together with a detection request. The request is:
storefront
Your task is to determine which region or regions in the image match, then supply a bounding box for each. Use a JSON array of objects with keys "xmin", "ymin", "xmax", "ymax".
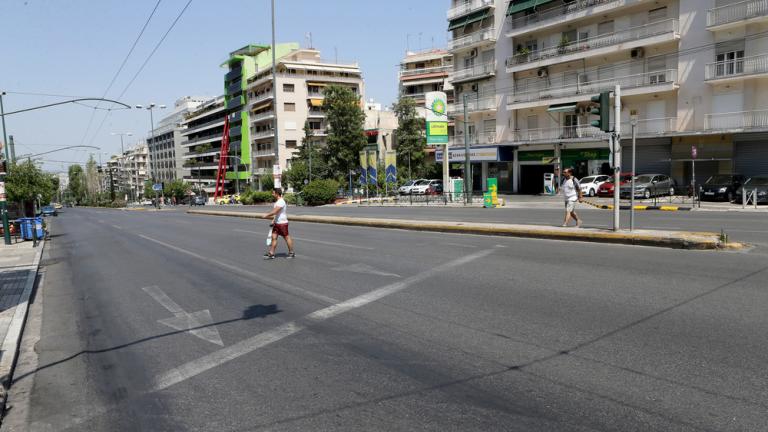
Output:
[
  {"xmin": 516, "ymin": 150, "xmax": 554, "ymax": 195},
  {"xmin": 436, "ymin": 146, "xmax": 514, "ymax": 192}
]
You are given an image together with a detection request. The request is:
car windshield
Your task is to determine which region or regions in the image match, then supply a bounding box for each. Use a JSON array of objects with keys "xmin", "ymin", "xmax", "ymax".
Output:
[
  {"xmin": 42, "ymin": 206, "xmax": 53, "ymax": 211},
  {"xmin": 581, "ymin": 176, "xmax": 596, "ymax": 183},
  {"xmin": 705, "ymin": 175, "xmax": 733, "ymax": 184},
  {"xmin": 634, "ymin": 175, "xmax": 654, "ymax": 183},
  {"xmin": 415, "ymin": 180, "xmax": 430, "ymax": 185},
  {"xmin": 745, "ymin": 177, "xmax": 768, "ymax": 186}
]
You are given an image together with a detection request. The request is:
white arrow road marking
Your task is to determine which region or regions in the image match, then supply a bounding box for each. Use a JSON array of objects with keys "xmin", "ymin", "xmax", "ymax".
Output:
[
  {"xmin": 331, "ymin": 263, "xmax": 401, "ymax": 278},
  {"xmin": 152, "ymin": 247, "xmax": 498, "ymax": 392},
  {"xmin": 142, "ymin": 286, "xmax": 224, "ymax": 346}
]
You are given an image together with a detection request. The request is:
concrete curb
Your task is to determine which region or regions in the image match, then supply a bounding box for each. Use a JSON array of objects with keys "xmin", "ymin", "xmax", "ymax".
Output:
[
  {"xmin": 186, "ymin": 209, "xmax": 743, "ymax": 250},
  {"xmin": 0, "ymin": 240, "xmax": 44, "ymax": 410}
]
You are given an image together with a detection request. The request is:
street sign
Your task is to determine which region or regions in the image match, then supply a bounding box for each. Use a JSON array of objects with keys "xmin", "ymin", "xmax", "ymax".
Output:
[
  {"xmin": 152, "ymin": 183, "xmax": 162, "ymax": 191},
  {"xmin": 692, "ymin": 145, "xmax": 698, "ymax": 159},
  {"xmin": 0, "ymin": 181, "xmax": 5, "ymax": 202}
]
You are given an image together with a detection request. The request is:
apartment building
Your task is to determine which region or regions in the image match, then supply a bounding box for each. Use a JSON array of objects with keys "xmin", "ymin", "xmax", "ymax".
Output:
[
  {"xmin": 446, "ymin": 0, "xmax": 768, "ymax": 193},
  {"xmin": 224, "ymin": 43, "xmax": 364, "ymax": 189},
  {"xmin": 180, "ymin": 96, "xmax": 227, "ymax": 194},
  {"xmin": 399, "ymin": 49, "xmax": 455, "ymax": 118},
  {"xmin": 146, "ymin": 96, "xmax": 207, "ymax": 183},
  {"xmin": 125, "ymin": 142, "xmax": 149, "ymax": 200}
]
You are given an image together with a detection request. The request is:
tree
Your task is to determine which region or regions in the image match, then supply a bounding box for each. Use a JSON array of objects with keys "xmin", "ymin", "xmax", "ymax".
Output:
[
  {"xmin": 392, "ymin": 96, "xmax": 428, "ymax": 180},
  {"xmin": 6, "ymin": 160, "xmax": 56, "ymax": 216},
  {"xmin": 85, "ymin": 154, "xmax": 99, "ymax": 197},
  {"xmin": 144, "ymin": 180, "xmax": 156, "ymax": 199},
  {"xmin": 67, "ymin": 164, "xmax": 86, "ymax": 204},
  {"xmin": 164, "ymin": 179, "xmax": 191, "ymax": 201},
  {"xmin": 283, "ymin": 122, "xmax": 330, "ymax": 192},
  {"xmin": 322, "ymin": 85, "xmax": 367, "ymax": 179}
]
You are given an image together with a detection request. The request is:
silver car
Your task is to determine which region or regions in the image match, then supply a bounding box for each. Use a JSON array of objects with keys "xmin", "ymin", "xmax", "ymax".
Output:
[
  {"xmin": 620, "ymin": 174, "xmax": 676, "ymax": 199},
  {"xmin": 398, "ymin": 179, "xmax": 424, "ymax": 195}
]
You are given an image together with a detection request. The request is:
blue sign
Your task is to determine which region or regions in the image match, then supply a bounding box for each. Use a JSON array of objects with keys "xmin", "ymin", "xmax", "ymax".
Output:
[
  {"xmin": 152, "ymin": 183, "xmax": 163, "ymax": 191},
  {"xmin": 359, "ymin": 167, "xmax": 366, "ymax": 185},
  {"xmin": 385, "ymin": 165, "xmax": 397, "ymax": 184},
  {"xmin": 368, "ymin": 166, "xmax": 377, "ymax": 186}
]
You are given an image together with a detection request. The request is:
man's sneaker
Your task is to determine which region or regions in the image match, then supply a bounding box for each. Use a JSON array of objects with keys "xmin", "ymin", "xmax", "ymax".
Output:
[
  {"xmin": 263, "ymin": 253, "xmax": 275, "ymax": 260},
  {"xmin": 286, "ymin": 252, "xmax": 296, "ymax": 259}
]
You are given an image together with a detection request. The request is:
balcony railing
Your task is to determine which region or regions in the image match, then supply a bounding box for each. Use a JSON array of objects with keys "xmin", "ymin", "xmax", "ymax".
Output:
[
  {"xmin": 705, "ymin": 53, "xmax": 768, "ymax": 80},
  {"xmin": 621, "ymin": 117, "xmax": 678, "ymax": 135},
  {"xmin": 254, "ymin": 168, "xmax": 273, "ymax": 175},
  {"xmin": 227, "ymin": 96, "xmax": 244, "ymax": 110},
  {"xmin": 707, "ymin": 0, "xmax": 768, "ymax": 27},
  {"xmin": 449, "ymin": 26, "xmax": 496, "ymax": 50},
  {"xmin": 307, "ymin": 91, "xmax": 325, "ymax": 98},
  {"xmin": 254, "ymin": 149, "xmax": 275, "ymax": 157},
  {"xmin": 511, "ymin": 125, "xmax": 606, "ymax": 142},
  {"xmin": 507, "ymin": 19, "xmax": 679, "ymax": 67},
  {"xmin": 182, "ymin": 117, "xmax": 225, "ymax": 136},
  {"xmin": 399, "ymin": 65, "xmax": 452, "ymax": 78},
  {"xmin": 509, "ymin": 69, "xmax": 677, "ymax": 104},
  {"xmin": 307, "ymin": 109, "xmax": 325, "ymax": 117},
  {"xmin": 252, "ymin": 130, "xmax": 275, "ymax": 139},
  {"xmin": 506, "ymin": 0, "xmax": 633, "ymax": 32},
  {"xmin": 448, "ymin": 133, "xmax": 498, "ymax": 146},
  {"xmin": 705, "ymin": 109, "xmax": 768, "ymax": 130},
  {"xmin": 452, "ymin": 61, "xmax": 496, "ymax": 82},
  {"xmin": 251, "ymin": 111, "xmax": 275, "ymax": 123},
  {"xmin": 449, "ymin": 96, "xmax": 496, "ymax": 114},
  {"xmin": 447, "ymin": 0, "xmax": 494, "ymax": 20},
  {"xmin": 248, "ymin": 92, "xmax": 274, "ymax": 105}
]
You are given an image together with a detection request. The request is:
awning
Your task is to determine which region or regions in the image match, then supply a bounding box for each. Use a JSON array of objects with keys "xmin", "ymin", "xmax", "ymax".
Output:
[
  {"xmin": 251, "ymin": 102, "xmax": 272, "ymax": 112},
  {"xmin": 547, "ymin": 103, "xmax": 577, "ymax": 113},
  {"xmin": 306, "ymin": 82, "xmax": 327, "ymax": 87},
  {"xmin": 448, "ymin": 9, "xmax": 490, "ymax": 31},
  {"xmin": 506, "ymin": 0, "xmax": 555, "ymax": 16},
  {"xmin": 309, "ymin": 98, "xmax": 324, "ymax": 107}
]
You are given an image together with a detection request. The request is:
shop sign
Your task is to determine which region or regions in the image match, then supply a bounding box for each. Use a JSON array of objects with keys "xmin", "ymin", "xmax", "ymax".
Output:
[{"xmin": 436, "ymin": 147, "xmax": 498, "ymax": 162}]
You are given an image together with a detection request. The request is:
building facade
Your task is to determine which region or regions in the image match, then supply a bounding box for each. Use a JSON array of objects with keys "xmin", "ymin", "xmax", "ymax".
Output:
[
  {"xmin": 180, "ymin": 96, "xmax": 227, "ymax": 195},
  {"xmin": 446, "ymin": 0, "xmax": 768, "ymax": 193},
  {"xmin": 146, "ymin": 96, "xmax": 207, "ymax": 183},
  {"xmin": 399, "ymin": 49, "xmax": 455, "ymax": 118},
  {"xmin": 224, "ymin": 44, "xmax": 365, "ymax": 189}
]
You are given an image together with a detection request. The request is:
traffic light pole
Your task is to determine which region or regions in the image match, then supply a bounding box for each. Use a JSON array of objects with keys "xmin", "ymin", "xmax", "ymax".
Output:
[
  {"xmin": 612, "ymin": 85, "xmax": 621, "ymax": 232},
  {"xmin": 1, "ymin": 92, "xmax": 11, "ymax": 245}
]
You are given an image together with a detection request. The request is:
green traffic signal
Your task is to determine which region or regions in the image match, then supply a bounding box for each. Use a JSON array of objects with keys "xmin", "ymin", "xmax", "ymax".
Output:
[{"xmin": 589, "ymin": 91, "xmax": 611, "ymax": 132}]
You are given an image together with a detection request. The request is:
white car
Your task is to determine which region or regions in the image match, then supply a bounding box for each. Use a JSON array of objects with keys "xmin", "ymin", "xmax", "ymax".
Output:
[
  {"xmin": 578, "ymin": 175, "xmax": 611, "ymax": 197},
  {"xmin": 411, "ymin": 179, "xmax": 443, "ymax": 195},
  {"xmin": 398, "ymin": 179, "xmax": 424, "ymax": 195}
]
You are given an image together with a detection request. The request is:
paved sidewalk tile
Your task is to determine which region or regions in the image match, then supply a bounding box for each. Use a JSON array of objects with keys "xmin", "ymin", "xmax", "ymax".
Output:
[{"xmin": 0, "ymin": 242, "xmax": 39, "ymax": 348}]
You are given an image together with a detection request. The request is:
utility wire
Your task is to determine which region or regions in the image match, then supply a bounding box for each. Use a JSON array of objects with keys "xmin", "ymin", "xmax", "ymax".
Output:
[{"xmin": 79, "ymin": 0, "xmax": 163, "ymax": 146}]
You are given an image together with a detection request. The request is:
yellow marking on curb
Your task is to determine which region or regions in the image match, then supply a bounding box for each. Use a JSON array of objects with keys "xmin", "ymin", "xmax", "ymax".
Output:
[{"xmin": 659, "ymin": 206, "xmax": 679, "ymax": 211}]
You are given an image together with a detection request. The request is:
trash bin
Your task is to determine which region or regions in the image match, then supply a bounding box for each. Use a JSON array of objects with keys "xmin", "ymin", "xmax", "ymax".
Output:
[{"xmin": 19, "ymin": 217, "xmax": 44, "ymax": 241}]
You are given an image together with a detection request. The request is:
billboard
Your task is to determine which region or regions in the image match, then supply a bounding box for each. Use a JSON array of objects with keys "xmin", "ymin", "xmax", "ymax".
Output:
[{"xmin": 425, "ymin": 91, "xmax": 448, "ymax": 145}]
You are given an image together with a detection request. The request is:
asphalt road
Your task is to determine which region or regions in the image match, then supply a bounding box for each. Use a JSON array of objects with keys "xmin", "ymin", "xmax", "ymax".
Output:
[{"xmin": 4, "ymin": 208, "xmax": 768, "ymax": 431}]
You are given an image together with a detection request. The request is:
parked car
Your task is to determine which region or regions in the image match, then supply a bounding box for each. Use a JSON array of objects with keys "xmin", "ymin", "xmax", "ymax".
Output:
[
  {"xmin": 620, "ymin": 174, "xmax": 677, "ymax": 199},
  {"xmin": 398, "ymin": 179, "xmax": 424, "ymax": 195},
  {"xmin": 140, "ymin": 199, "xmax": 153, "ymax": 205},
  {"xmin": 53, "ymin": 203, "xmax": 63, "ymax": 210},
  {"xmin": 735, "ymin": 176, "xmax": 768, "ymax": 204},
  {"xmin": 578, "ymin": 175, "xmax": 611, "ymax": 197},
  {"xmin": 40, "ymin": 205, "xmax": 57, "ymax": 217},
  {"xmin": 699, "ymin": 174, "xmax": 745, "ymax": 202},
  {"xmin": 192, "ymin": 195, "xmax": 206, "ymax": 206},
  {"xmin": 596, "ymin": 173, "xmax": 633, "ymax": 197},
  {"xmin": 411, "ymin": 179, "xmax": 443, "ymax": 195}
]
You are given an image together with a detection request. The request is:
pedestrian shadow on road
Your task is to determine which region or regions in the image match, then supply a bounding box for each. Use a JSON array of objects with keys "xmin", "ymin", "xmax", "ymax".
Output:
[{"xmin": 11, "ymin": 303, "xmax": 283, "ymax": 385}]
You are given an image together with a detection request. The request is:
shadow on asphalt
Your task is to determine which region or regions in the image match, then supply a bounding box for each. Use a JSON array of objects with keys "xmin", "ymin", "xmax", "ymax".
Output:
[{"xmin": 11, "ymin": 304, "xmax": 283, "ymax": 385}]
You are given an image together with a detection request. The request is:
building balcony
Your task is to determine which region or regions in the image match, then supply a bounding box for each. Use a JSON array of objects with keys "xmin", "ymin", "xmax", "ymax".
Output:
[
  {"xmin": 183, "ymin": 149, "xmax": 220, "ymax": 159},
  {"xmin": 705, "ymin": 53, "xmax": 768, "ymax": 82},
  {"xmin": 448, "ymin": 132, "xmax": 499, "ymax": 146},
  {"xmin": 399, "ymin": 65, "xmax": 452, "ymax": 79},
  {"xmin": 620, "ymin": 117, "xmax": 678, "ymax": 136},
  {"xmin": 226, "ymin": 96, "xmax": 244, "ymax": 110},
  {"xmin": 252, "ymin": 130, "xmax": 275, "ymax": 140},
  {"xmin": 225, "ymin": 67, "xmax": 242, "ymax": 81},
  {"xmin": 452, "ymin": 61, "xmax": 496, "ymax": 83},
  {"xmin": 254, "ymin": 149, "xmax": 276, "ymax": 158},
  {"xmin": 230, "ymin": 126, "xmax": 242, "ymax": 138},
  {"xmin": 447, "ymin": 0, "xmax": 494, "ymax": 20},
  {"xmin": 511, "ymin": 125, "xmax": 607, "ymax": 143},
  {"xmin": 181, "ymin": 118, "xmax": 225, "ymax": 136},
  {"xmin": 307, "ymin": 91, "xmax": 325, "ymax": 98},
  {"xmin": 183, "ymin": 134, "xmax": 223, "ymax": 147},
  {"xmin": 505, "ymin": 0, "xmax": 647, "ymax": 38},
  {"xmin": 705, "ymin": 109, "xmax": 768, "ymax": 131},
  {"xmin": 254, "ymin": 168, "xmax": 273, "ymax": 175},
  {"xmin": 707, "ymin": 0, "xmax": 768, "ymax": 30},
  {"xmin": 505, "ymin": 19, "xmax": 680, "ymax": 74},
  {"xmin": 448, "ymin": 26, "xmax": 497, "ymax": 51},
  {"xmin": 248, "ymin": 92, "xmax": 274, "ymax": 106},
  {"xmin": 307, "ymin": 110, "xmax": 325, "ymax": 118},
  {"xmin": 508, "ymin": 69, "xmax": 678, "ymax": 110},
  {"xmin": 226, "ymin": 81, "xmax": 243, "ymax": 96},
  {"xmin": 448, "ymin": 96, "xmax": 496, "ymax": 115},
  {"xmin": 251, "ymin": 111, "xmax": 275, "ymax": 123}
]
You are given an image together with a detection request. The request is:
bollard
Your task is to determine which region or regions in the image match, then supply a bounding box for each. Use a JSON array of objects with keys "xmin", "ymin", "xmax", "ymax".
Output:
[
  {"xmin": 743, "ymin": 189, "xmax": 747, "ymax": 208},
  {"xmin": 755, "ymin": 189, "xmax": 759, "ymax": 209}
]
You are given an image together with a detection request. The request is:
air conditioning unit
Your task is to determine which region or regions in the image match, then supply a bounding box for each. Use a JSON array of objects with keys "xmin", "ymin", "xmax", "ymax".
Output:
[
  {"xmin": 631, "ymin": 47, "xmax": 645, "ymax": 59},
  {"xmin": 470, "ymin": 83, "xmax": 479, "ymax": 92},
  {"xmin": 537, "ymin": 67, "xmax": 549, "ymax": 78},
  {"xmin": 469, "ymin": 48, "xmax": 478, "ymax": 58}
]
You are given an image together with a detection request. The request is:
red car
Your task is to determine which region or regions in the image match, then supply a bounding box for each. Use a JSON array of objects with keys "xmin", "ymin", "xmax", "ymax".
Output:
[{"xmin": 596, "ymin": 173, "xmax": 633, "ymax": 197}]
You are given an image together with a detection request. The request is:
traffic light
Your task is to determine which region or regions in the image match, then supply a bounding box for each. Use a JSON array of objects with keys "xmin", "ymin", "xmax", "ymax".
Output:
[{"xmin": 590, "ymin": 91, "xmax": 611, "ymax": 132}]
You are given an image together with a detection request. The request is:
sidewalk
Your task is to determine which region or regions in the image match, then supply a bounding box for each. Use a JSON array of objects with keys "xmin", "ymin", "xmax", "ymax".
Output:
[{"xmin": 0, "ymin": 241, "xmax": 43, "ymax": 410}]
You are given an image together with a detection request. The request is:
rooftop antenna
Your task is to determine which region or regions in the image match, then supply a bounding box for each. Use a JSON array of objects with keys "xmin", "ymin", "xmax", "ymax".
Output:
[{"xmin": 305, "ymin": 32, "xmax": 313, "ymax": 49}]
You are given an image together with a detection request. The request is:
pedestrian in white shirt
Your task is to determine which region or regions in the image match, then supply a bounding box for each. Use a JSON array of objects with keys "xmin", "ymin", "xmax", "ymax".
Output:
[
  {"xmin": 262, "ymin": 188, "xmax": 295, "ymax": 259},
  {"xmin": 561, "ymin": 168, "xmax": 583, "ymax": 228}
]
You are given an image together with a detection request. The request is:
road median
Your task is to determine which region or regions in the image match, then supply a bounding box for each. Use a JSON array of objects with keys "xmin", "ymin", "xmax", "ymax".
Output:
[{"xmin": 187, "ymin": 209, "xmax": 743, "ymax": 250}]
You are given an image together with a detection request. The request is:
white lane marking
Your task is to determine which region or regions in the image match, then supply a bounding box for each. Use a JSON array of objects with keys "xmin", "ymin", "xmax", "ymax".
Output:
[
  {"xmin": 151, "ymin": 247, "xmax": 495, "ymax": 392},
  {"xmin": 110, "ymin": 224, "xmax": 123, "ymax": 230},
  {"xmin": 442, "ymin": 242, "xmax": 478, "ymax": 248},
  {"xmin": 137, "ymin": 235, "xmax": 337, "ymax": 305},
  {"xmin": 142, "ymin": 286, "xmax": 224, "ymax": 346},
  {"xmin": 331, "ymin": 263, "xmax": 401, "ymax": 278},
  {"xmin": 233, "ymin": 228, "xmax": 374, "ymax": 250}
]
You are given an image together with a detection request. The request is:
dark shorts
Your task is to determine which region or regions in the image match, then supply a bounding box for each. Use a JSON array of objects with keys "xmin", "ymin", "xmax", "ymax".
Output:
[{"xmin": 273, "ymin": 223, "xmax": 289, "ymax": 237}]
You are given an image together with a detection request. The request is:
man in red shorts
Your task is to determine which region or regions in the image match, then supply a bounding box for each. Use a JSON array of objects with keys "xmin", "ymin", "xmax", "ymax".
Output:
[{"xmin": 263, "ymin": 188, "xmax": 295, "ymax": 259}]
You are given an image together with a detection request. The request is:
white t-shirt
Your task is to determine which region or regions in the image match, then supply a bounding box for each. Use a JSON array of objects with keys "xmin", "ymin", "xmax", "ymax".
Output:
[
  {"xmin": 562, "ymin": 178, "xmax": 579, "ymax": 202},
  {"xmin": 273, "ymin": 198, "xmax": 288, "ymax": 224}
]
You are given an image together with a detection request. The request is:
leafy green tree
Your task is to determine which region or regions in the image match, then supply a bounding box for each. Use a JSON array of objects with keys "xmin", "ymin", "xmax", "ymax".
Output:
[
  {"xmin": 392, "ymin": 96, "xmax": 428, "ymax": 180},
  {"xmin": 67, "ymin": 164, "xmax": 86, "ymax": 204},
  {"xmin": 164, "ymin": 179, "xmax": 190, "ymax": 201},
  {"xmin": 144, "ymin": 180, "xmax": 157, "ymax": 199},
  {"xmin": 322, "ymin": 85, "xmax": 366, "ymax": 179},
  {"xmin": 6, "ymin": 161, "xmax": 56, "ymax": 215},
  {"xmin": 85, "ymin": 155, "xmax": 99, "ymax": 196},
  {"xmin": 284, "ymin": 123, "xmax": 331, "ymax": 192}
]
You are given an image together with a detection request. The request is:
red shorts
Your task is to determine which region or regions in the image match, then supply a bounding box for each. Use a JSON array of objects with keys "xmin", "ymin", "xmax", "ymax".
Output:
[{"xmin": 272, "ymin": 223, "xmax": 289, "ymax": 237}]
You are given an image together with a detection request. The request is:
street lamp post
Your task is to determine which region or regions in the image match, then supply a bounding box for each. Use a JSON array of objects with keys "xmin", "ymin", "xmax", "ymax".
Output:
[
  {"xmin": 0, "ymin": 91, "xmax": 11, "ymax": 244},
  {"xmin": 136, "ymin": 103, "xmax": 166, "ymax": 206}
]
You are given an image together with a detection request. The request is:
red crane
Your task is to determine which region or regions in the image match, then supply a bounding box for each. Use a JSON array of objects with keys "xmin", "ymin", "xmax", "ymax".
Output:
[{"xmin": 213, "ymin": 116, "xmax": 230, "ymax": 201}]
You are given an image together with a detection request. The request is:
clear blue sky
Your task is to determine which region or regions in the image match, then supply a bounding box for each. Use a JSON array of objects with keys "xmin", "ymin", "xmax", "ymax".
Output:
[{"xmin": 0, "ymin": 0, "xmax": 449, "ymax": 172}]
